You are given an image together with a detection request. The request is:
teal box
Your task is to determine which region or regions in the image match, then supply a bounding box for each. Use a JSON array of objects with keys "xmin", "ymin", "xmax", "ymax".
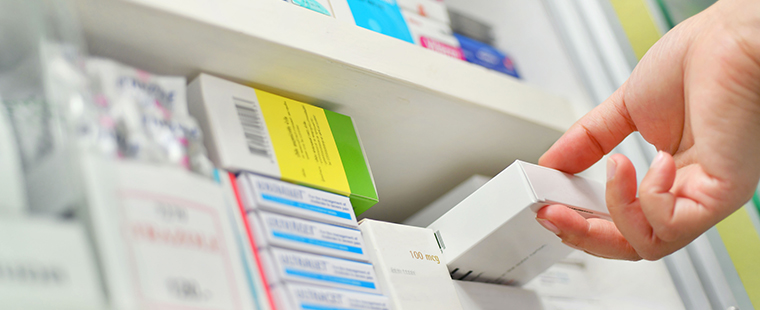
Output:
[{"xmin": 345, "ymin": 0, "xmax": 414, "ymax": 43}]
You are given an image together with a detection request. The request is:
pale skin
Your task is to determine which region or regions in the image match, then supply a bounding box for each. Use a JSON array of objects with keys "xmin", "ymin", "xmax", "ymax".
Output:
[{"xmin": 535, "ymin": 0, "xmax": 760, "ymax": 260}]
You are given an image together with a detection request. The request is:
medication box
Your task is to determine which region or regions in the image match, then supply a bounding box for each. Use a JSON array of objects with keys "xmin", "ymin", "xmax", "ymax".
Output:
[
  {"xmin": 272, "ymin": 282, "xmax": 391, "ymax": 310},
  {"xmin": 402, "ymin": 11, "xmax": 464, "ymax": 60},
  {"xmin": 237, "ymin": 172, "xmax": 358, "ymax": 228},
  {"xmin": 359, "ymin": 219, "xmax": 463, "ymax": 310},
  {"xmin": 397, "ymin": 0, "xmax": 450, "ymax": 24},
  {"xmin": 259, "ymin": 247, "xmax": 382, "ymax": 294},
  {"xmin": 428, "ymin": 160, "xmax": 608, "ymax": 285},
  {"xmin": 330, "ymin": 0, "xmax": 415, "ymax": 43},
  {"xmin": 187, "ymin": 74, "xmax": 378, "ymax": 215},
  {"xmin": 248, "ymin": 211, "xmax": 369, "ymax": 262},
  {"xmin": 455, "ymin": 33, "xmax": 520, "ymax": 78},
  {"xmin": 289, "ymin": 0, "xmax": 333, "ymax": 16}
]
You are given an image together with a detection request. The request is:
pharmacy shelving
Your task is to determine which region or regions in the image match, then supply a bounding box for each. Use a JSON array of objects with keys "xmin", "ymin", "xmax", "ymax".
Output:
[{"xmin": 73, "ymin": 0, "xmax": 577, "ymax": 222}]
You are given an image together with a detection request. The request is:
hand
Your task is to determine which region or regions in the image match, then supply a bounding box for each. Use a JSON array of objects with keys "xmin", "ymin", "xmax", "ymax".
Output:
[{"xmin": 535, "ymin": 0, "xmax": 760, "ymax": 260}]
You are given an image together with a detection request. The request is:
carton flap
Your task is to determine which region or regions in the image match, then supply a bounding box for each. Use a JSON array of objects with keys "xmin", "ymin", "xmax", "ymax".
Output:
[{"xmin": 517, "ymin": 161, "xmax": 608, "ymax": 215}]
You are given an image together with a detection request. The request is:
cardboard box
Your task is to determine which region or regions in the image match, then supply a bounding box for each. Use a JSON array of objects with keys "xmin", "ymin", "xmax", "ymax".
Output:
[
  {"xmin": 453, "ymin": 280, "xmax": 543, "ymax": 310},
  {"xmin": 427, "ymin": 160, "xmax": 608, "ymax": 285},
  {"xmin": 359, "ymin": 219, "xmax": 463, "ymax": 310},
  {"xmin": 259, "ymin": 247, "xmax": 382, "ymax": 294},
  {"xmin": 402, "ymin": 11, "xmax": 464, "ymax": 60},
  {"xmin": 272, "ymin": 282, "xmax": 391, "ymax": 310},
  {"xmin": 289, "ymin": 0, "xmax": 333, "ymax": 16},
  {"xmin": 397, "ymin": 0, "xmax": 450, "ymax": 24},
  {"xmin": 329, "ymin": 0, "xmax": 415, "ymax": 44},
  {"xmin": 455, "ymin": 33, "xmax": 520, "ymax": 78},
  {"xmin": 187, "ymin": 74, "xmax": 378, "ymax": 215},
  {"xmin": 0, "ymin": 218, "xmax": 106, "ymax": 310},
  {"xmin": 248, "ymin": 211, "xmax": 369, "ymax": 262},
  {"xmin": 81, "ymin": 156, "xmax": 261, "ymax": 310},
  {"xmin": 237, "ymin": 172, "xmax": 358, "ymax": 228}
]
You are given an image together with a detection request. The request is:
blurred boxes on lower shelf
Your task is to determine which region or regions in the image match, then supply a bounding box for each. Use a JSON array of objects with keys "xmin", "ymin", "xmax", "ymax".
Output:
[
  {"xmin": 188, "ymin": 73, "xmax": 378, "ymax": 215},
  {"xmin": 272, "ymin": 282, "xmax": 392, "ymax": 310},
  {"xmin": 428, "ymin": 160, "xmax": 608, "ymax": 286}
]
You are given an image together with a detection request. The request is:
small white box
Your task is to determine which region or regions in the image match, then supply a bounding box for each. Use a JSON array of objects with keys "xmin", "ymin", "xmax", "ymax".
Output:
[
  {"xmin": 428, "ymin": 160, "xmax": 608, "ymax": 286},
  {"xmin": 359, "ymin": 219, "xmax": 463, "ymax": 310},
  {"xmin": 453, "ymin": 280, "xmax": 544, "ymax": 310},
  {"xmin": 238, "ymin": 173, "xmax": 357, "ymax": 228},
  {"xmin": 248, "ymin": 211, "xmax": 369, "ymax": 262},
  {"xmin": 260, "ymin": 247, "xmax": 381, "ymax": 294},
  {"xmin": 402, "ymin": 11, "xmax": 464, "ymax": 60},
  {"xmin": 397, "ymin": 0, "xmax": 450, "ymax": 24},
  {"xmin": 272, "ymin": 282, "xmax": 391, "ymax": 310},
  {"xmin": 0, "ymin": 218, "xmax": 106, "ymax": 310}
]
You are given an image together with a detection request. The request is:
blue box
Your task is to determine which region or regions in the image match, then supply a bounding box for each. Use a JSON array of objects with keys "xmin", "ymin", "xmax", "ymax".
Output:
[
  {"xmin": 454, "ymin": 33, "xmax": 520, "ymax": 79},
  {"xmin": 345, "ymin": 0, "xmax": 415, "ymax": 43}
]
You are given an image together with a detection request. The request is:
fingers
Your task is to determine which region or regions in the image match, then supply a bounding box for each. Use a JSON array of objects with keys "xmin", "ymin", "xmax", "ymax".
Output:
[
  {"xmin": 539, "ymin": 86, "xmax": 637, "ymax": 174},
  {"xmin": 638, "ymin": 151, "xmax": 679, "ymax": 242},
  {"xmin": 605, "ymin": 154, "xmax": 655, "ymax": 250},
  {"xmin": 536, "ymin": 205, "xmax": 641, "ymax": 261}
]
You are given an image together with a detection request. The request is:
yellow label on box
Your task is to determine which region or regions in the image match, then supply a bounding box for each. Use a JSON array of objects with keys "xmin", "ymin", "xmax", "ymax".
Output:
[{"xmin": 255, "ymin": 89, "xmax": 351, "ymax": 195}]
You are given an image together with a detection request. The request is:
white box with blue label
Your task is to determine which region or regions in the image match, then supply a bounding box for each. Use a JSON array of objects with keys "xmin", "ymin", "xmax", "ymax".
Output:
[
  {"xmin": 238, "ymin": 172, "xmax": 358, "ymax": 228},
  {"xmin": 271, "ymin": 282, "xmax": 391, "ymax": 310},
  {"xmin": 248, "ymin": 211, "xmax": 369, "ymax": 262},
  {"xmin": 259, "ymin": 247, "xmax": 382, "ymax": 294}
]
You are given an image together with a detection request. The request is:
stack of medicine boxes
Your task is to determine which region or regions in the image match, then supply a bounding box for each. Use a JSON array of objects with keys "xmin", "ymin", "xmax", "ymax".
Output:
[
  {"xmin": 397, "ymin": 0, "xmax": 464, "ymax": 60},
  {"xmin": 237, "ymin": 173, "xmax": 392, "ymax": 310}
]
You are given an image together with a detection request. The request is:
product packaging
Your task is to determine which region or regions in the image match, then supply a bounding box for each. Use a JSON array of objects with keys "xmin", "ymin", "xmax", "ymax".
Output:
[
  {"xmin": 288, "ymin": 0, "xmax": 333, "ymax": 16},
  {"xmin": 397, "ymin": 0, "xmax": 450, "ymax": 24},
  {"xmin": 453, "ymin": 280, "xmax": 543, "ymax": 310},
  {"xmin": 272, "ymin": 282, "xmax": 391, "ymax": 310},
  {"xmin": 248, "ymin": 211, "xmax": 369, "ymax": 262},
  {"xmin": 0, "ymin": 218, "xmax": 106, "ymax": 310},
  {"xmin": 237, "ymin": 172, "xmax": 358, "ymax": 228},
  {"xmin": 330, "ymin": 0, "xmax": 415, "ymax": 43},
  {"xmin": 448, "ymin": 9, "xmax": 494, "ymax": 45},
  {"xmin": 81, "ymin": 155, "xmax": 261, "ymax": 310},
  {"xmin": 427, "ymin": 160, "xmax": 609, "ymax": 285},
  {"xmin": 359, "ymin": 219, "xmax": 463, "ymax": 310},
  {"xmin": 259, "ymin": 247, "xmax": 382, "ymax": 294},
  {"xmin": 454, "ymin": 33, "xmax": 520, "ymax": 78},
  {"xmin": 402, "ymin": 11, "xmax": 464, "ymax": 60},
  {"xmin": 187, "ymin": 73, "xmax": 378, "ymax": 214}
]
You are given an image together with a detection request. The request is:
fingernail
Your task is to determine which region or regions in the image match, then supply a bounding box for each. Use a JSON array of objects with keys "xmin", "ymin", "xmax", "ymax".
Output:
[
  {"xmin": 537, "ymin": 218, "xmax": 561, "ymax": 235},
  {"xmin": 651, "ymin": 151, "xmax": 665, "ymax": 168},
  {"xmin": 606, "ymin": 157, "xmax": 617, "ymax": 182},
  {"xmin": 562, "ymin": 241, "xmax": 584, "ymax": 251}
]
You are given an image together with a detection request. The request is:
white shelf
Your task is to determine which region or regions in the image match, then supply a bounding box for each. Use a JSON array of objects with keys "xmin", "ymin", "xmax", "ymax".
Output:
[{"xmin": 73, "ymin": 0, "xmax": 576, "ymax": 222}]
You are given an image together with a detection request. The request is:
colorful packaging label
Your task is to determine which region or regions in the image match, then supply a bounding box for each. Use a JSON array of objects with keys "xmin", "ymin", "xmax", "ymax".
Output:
[
  {"xmin": 344, "ymin": 0, "xmax": 415, "ymax": 43},
  {"xmin": 454, "ymin": 33, "xmax": 520, "ymax": 78},
  {"xmin": 421, "ymin": 37, "xmax": 465, "ymax": 60},
  {"xmin": 238, "ymin": 173, "xmax": 357, "ymax": 227},
  {"xmin": 253, "ymin": 212, "xmax": 368, "ymax": 262},
  {"xmin": 273, "ymin": 283, "xmax": 391, "ymax": 310},
  {"xmin": 262, "ymin": 247, "xmax": 381, "ymax": 294},
  {"xmin": 291, "ymin": 0, "xmax": 332, "ymax": 16}
]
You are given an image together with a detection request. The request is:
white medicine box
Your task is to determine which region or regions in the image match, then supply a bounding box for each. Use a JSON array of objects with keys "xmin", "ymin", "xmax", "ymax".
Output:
[{"xmin": 428, "ymin": 160, "xmax": 608, "ymax": 285}]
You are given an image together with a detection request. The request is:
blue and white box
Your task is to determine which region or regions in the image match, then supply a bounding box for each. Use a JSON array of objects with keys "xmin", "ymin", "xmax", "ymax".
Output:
[
  {"xmin": 331, "ymin": 0, "xmax": 415, "ymax": 43},
  {"xmin": 272, "ymin": 282, "xmax": 391, "ymax": 310},
  {"xmin": 238, "ymin": 173, "xmax": 358, "ymax": 228},
  {"xmin": 454, "ymin": 33, "xmax": 520, "ymax": 78},
  {"xmin": 289, "ymin": 0, "xmax": 333, "ymax": 16},
  {"xmin": 260, "ymin": 247, "xmax": 381, "ymax": 294},
  {"xmin": 248, "ymin": 212, "xmax": 369, "ymax": 262}
]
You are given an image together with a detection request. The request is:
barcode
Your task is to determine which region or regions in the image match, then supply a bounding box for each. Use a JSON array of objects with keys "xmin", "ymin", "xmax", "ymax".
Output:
[{"xmin": 233, "ymin": 97, "xmax": 272, "ymax": 159}]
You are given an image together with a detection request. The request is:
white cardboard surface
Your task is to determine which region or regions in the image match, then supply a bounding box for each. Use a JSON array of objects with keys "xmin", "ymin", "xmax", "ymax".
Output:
[
  {"xmin": 453, "ymin": 280, "xmax": 543, "ymax": 310},
  {"xmin": 427, "ymin": 160, "xmax": 608, "ymax": 285},
  {"xmin": 0, "ymin": 218, "xmax": 105, "ymax": 310},
  {"xmin": 359, "ymin": 219, "xmax": 463, "ymax": 310}
]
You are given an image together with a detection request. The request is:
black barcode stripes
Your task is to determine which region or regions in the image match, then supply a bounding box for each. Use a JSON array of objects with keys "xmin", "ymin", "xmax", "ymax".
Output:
[{"xmin": 233, "ymin": 97, "xmax": 272, "ymax": 159}]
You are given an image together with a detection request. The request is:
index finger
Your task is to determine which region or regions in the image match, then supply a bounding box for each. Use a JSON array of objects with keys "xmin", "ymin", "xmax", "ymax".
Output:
[{"xmin": 539, "ymin": 86, "xmax": 636, "ymax": 174}]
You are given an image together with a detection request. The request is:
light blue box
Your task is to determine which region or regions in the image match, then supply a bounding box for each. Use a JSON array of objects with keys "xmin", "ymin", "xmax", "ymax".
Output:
[{"xmin": 345, "ymin": 0, "xmax": 414, "ymax": 43}]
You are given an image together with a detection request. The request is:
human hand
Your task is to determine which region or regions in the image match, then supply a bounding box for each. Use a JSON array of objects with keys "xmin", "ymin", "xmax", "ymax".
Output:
[{"xmin": 536, "ymin": 0, "xmax": 760, "ymax": 260}]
